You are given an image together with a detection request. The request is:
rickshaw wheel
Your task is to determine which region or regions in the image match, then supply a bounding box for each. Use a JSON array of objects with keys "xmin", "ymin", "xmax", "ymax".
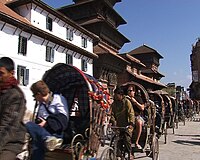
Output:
[
  {"xmin": 163, "ymin": 122, "xmax": 167, "ymax": 144},
  {"xmin": 99, "ymin": 146, "xmax": 115, "ymax": 160},
  {"xmin": 71, "ymin": 134, "xmax": 84, "ymax": 159},
  {"xmin": 78, "ymin": 146, "xmax": 85, "ymax": 160},
  {"xmin": 110, "ymin": 133, "xmax": 129, "ymax": 160},
  {"xmin": 152, "ymin": 135, "xmax": 159, "ymax": 160},
  {"xmin": 146, "ymin": 134, "xmax": 159, "ymax": 160},
  {"xmin": 78, "ymin": 145, "xmax": 97, "ymax": 160},
  {"xmin": 183, "ymin": 115, "xmax": 186, "ymax": 126},
  {"xmin": 175, "ymin": 118, "xmax": 179, "ymax": 129},
  {"xmin": 172, "ymin": 122, "xmax": 175, "ymax": 134},
  {"xmin": 109, "ymin": 134, "xmax": 119, "ymax": 158}
]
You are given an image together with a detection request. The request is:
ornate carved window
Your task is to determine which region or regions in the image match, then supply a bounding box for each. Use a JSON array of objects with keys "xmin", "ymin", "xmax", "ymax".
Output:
[{"xmin": 108, "ymin": 72, "xmax": 117, "ymax": 85}]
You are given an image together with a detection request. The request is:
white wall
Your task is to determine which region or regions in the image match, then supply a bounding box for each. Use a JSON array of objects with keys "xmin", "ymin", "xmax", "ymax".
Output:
[
  {"xmin": 0, "ymin": 23, "xmax": 94, "ymax": 112},
  {"xmin": 15, "ymin": 3, "xmax": 94, "ymax": 53},
  {"xmin": 0, "ymin": 1, "xmax": 96, "ymax": 112}
]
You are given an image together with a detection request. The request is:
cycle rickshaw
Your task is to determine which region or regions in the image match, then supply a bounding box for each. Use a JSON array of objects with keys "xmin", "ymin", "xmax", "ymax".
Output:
[
  {"xmin": 100, "ymin": 81, "xmax": 159, "ymax": 160},
  {"xmin": 193, "ymin": 99, "xmax": 200, "ymax": 115},
  {"xmin": 151, "ymin": 90, "xmax": 173, "ymax": 144},
  {"xmin": 29, "ymin": 63, "xmax": 110, "ymax": 160},
  {"xmin": 177, "ymin": 100, "xmax": 186, "ymax": 126},
  {"xmin": 170, "ymin": 96, "xmax": 178, "ymax": 132},
  {"xmin": 148, "ymin": 90, "xmax": 166, "ymax": 143},
  {"xmin": 185, "ymin": 99, "xmax": 195, "ymax": 121}
]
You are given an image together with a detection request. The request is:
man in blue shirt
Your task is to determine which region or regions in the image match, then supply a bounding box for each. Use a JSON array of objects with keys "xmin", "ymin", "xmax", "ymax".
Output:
[{"xmin": 26, "ymin": 80, "xmax": 69, "ymax": 160}]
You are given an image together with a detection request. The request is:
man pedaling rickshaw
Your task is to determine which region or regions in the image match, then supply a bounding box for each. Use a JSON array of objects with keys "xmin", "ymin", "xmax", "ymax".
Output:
[{"xmin": 109, "ymin": 86, "xmax": 135, "ymax": 159}]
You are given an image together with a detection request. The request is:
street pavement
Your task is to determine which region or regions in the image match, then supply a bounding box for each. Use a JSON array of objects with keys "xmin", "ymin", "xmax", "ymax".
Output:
[
  {"xmin": 97, "ymin": 114, "xmax": 200, "ymax": 160},
  {"xmin": 157, "ymin": 115, "xmax": 200, "ymax": 160}
]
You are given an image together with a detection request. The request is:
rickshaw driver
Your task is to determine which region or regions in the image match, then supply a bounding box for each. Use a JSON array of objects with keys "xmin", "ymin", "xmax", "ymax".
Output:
[
  {"xmin": 109, "ymin": 86, "xmax": 135, "ymax": 159},
  {"xmin": 126, "ymin": 85, "xmax": 145, "ymax": 150}
]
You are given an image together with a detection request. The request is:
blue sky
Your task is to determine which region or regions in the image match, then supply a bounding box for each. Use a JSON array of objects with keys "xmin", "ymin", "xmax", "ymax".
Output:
[{"xmin": 43, "ymin": 0, "xmax": 200, "ymax": 90}]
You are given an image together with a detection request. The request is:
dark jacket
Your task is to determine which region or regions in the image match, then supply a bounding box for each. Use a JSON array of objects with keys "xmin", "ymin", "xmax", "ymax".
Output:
[
  {"xmin": 44, "ymin": 113, "xmax": 68, "ymax": 135},
  {"xmin": 110, "ymin": 97, "xmax": 135, "ymax": 127},
  {"xmin": 0, "ymin": 86, "xmax": 27, "ymax": 154}
]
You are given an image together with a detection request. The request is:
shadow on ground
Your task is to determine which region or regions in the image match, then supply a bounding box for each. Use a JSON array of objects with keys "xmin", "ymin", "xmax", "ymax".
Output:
[
  {"xmin": 175, "ymin": 134, "xmax": 200, "ymax": 137},
  {"xmin": 173, "ymin": 140, "xmax": 200, "ymax": 146}
]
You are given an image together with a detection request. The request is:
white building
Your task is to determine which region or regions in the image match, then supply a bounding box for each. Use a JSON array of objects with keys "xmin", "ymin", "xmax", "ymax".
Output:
[{"xmin": 0, "ymin": 0, "xmax": 99, "ymax": 111}]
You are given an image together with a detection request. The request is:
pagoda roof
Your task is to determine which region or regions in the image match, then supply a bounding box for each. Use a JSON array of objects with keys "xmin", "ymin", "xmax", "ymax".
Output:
[
  {"xmin": 141, "ymin": 68, "xmax": 165, "ymax": 77},
  {"xmin": 73, "ymin": 0, "xmax": 122, "ymax": 7},
  {"xmin": 94, "ymin": 45, "xmax": 130, "ymax": 64},
  {"xmin": 57, "ymin": 0, "xmax": 126, "ymax": 27},
  {"xmin": 127, "ymin": 69, "xmax": 166, "ymax": 88},
  {"xmin": 119, "ymin": 53, "xmax": 146, "ymax": 67},
  {"xmin": 75, "ymin": 20, "xmax": 129, "ymax": 50},
  {"xmin": 128, "ymin": 44, "xmax": 163, "ymax": 59}
]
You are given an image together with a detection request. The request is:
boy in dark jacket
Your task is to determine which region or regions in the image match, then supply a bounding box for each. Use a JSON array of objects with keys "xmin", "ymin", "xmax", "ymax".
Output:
[{"xmin": 0, "ymin": 57, "xmax": 26, "ymax": 160}]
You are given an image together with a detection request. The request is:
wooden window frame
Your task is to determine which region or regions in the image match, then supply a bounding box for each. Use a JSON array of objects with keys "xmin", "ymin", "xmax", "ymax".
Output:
[{"xmin": 18, "ymin": 36, "xmax": 27, "ymax": 56}]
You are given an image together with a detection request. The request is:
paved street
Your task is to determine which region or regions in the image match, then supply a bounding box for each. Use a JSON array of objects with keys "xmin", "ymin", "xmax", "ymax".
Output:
[
  {"xmin": 98, "ymin": 115, "xmax": 200, "ymax": 160},
  {"xmin": 157, "ymin": 116, "xmax": 200, "ymax": 160}
]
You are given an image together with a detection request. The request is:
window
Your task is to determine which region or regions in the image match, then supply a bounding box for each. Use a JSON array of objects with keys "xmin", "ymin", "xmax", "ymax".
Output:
[
  {"xmin": 46, "ymin": 16, "xmax": 52, "ymax": 31},
  {"xmin": 81, "ymin": 37, "xmax": 87, "ymax": 48},
  {"xmin": 66, "ymin": 28, "xmax": 73, "ymax": 41},
  {"xmin": 46, "ymin": 46, "xmax": 54, "ymax": 63},
  {"xmin": 66, "ymin": 53, "xmax": 73, "ymax": 65},
  {"xmin": 81, "ymin": 59, "xmax": 87, "ymax": 72},
  {"xmin": 18, "ymin": 36, "xmax": 27, "ymax": 56},
  {"xmin": 17, "ymin": 65, "xmax": 29, "ymax": 86}
]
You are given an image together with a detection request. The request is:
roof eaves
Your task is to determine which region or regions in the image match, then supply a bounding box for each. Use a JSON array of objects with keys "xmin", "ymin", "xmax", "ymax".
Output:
[
  {"xmin": 127, "ymin": 69, "xmax": 166, "ymax": 87},
  {"xmin": 57, "ymin": 0, "xmax": 127, "ymax": 25},
  {"xmin": 6, "ymin": 0, "xmax": 99, "ymax": 42},
  {"xmin": 0, "ymin": 2, "xmax": 30, "ymax": 24},
  {"xmin": 0, "ymin": 11, "xmax": 98, "ymax": 59},
  {"xmin": 125, "ymin": 54, "xmax": 146, "ymax": 67},
  {"xmin": 143, "ymin": 44, "xmax": 163, "ymax": 59},
  {"xmin": 128, "ymin": 44, "xmax": 163, "ymax": 59}
]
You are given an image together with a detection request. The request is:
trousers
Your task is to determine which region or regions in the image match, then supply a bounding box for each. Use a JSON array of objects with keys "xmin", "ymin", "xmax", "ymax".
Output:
[
  {"xmin": 0, "ymin": 150, "xmax": 16, "ymax": 160},
  {"xmin": 25, "ymin": 122, "xmax": 51, "ymax": 160}
]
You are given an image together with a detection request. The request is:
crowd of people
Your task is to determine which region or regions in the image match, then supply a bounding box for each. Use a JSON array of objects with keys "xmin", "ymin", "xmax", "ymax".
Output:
[
  {"xmin": 0, "ymin": 57, "xmax": 69, "ymax": 160},
  {"xmin": 0, "ymin": 57, "xmax": 145, "ymax": 160},
  {"xmin": 2, "ymin": 56, "xmax": 197, "ymax": 160}
]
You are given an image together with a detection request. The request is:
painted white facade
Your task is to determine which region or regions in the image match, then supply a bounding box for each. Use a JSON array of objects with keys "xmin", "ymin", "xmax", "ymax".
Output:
[
  {"xmin": 15, "ymin": 3, "xmax": 94, "ymax": 53},
  {"xmin": 0, "ymin": 1, "xmax": 96, "ymax": 112}
]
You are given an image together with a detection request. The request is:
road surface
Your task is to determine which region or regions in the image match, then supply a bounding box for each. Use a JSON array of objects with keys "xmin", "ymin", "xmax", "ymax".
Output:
[{"xmin": 98, "ymin": 115, "xmax": 200, "ymax": 160}]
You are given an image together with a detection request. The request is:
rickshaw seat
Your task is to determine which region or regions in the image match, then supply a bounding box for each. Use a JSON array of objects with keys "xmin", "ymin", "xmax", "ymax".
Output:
[{"xmin": 63, "ymin": 113, "xmax": 89, "ymax": 145}]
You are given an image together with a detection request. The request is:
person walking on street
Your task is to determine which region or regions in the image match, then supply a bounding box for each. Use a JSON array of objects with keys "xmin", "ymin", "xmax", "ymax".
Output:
[
  {"xmin": 25, "ymin": 80, "xmax": 69, "ymax": 160},
  {"xmin": 0, "ymin": 57, "xmax": 27, "ymax": 160},
  {"xmin": 109, "ymin": 86, "xmax": 135, "ymax": 159},
  {"xmin": 126, "ymin": 84, "xmax": 145, "ymax": 150}
]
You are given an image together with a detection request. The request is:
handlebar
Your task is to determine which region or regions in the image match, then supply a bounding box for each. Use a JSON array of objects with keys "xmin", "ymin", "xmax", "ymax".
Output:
[{"xmin": 109, "ymin": 126, "xmax": 131, "ymax": 130}]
